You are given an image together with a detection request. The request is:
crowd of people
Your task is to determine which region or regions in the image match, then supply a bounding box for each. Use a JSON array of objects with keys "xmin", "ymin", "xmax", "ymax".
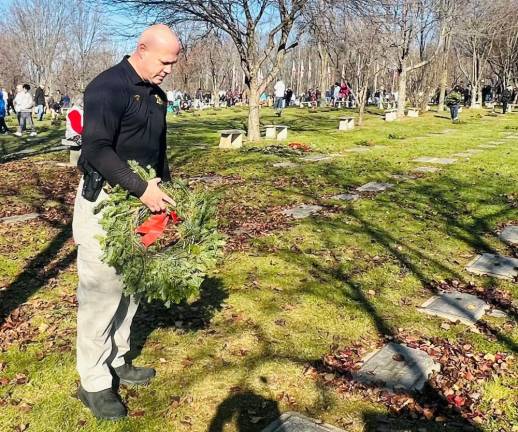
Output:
[
  {"xmin": 0, "ymin": 79, "xmax": 516, "ymax": 135},
  {"xmin": 165, "ymin": 88, "xmax": 246, "ymax": 114},
  {"xmin": 0, "ymin": 84, "xmax": 72, "ymax": 136},
  {"xmin": 444, "ymin": 83, "xmax": 517, "ymax": 122}
]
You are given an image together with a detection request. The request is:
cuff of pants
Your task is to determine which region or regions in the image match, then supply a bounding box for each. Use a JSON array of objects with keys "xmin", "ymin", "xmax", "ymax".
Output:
[{"xmin": 80, "ymin": 375, "xmax": 113, "ymax": 393}]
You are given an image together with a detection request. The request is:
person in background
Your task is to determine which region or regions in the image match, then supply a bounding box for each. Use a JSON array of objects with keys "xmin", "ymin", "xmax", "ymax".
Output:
[
  {"xmin": 7, "ymin": 90, "xmax": 16, "ymax": 115},
  {"xmin": 273, "ymin": 78, "xmax": 285, "ymax": 116},
  {"xmin": 34, "ymin": 84, "xmax": 46, "ymax": 121},
  {"xmin": 446, "ymin": 85, "xmax": 463, "ymax": 123},
  {"xmin": 1, "ymin": 89, "xmax": 7, "ymax": 114},
  {"xmin": 501, "ymin": 85, "xmax": 513, "ymax": 114},
  {"xmin": 284, "ymin": 87, "xmax": 293, "ymax": 107},
  {"xmin": 332, "ymin": 82, "xmax": 340, "ymax": 106},
  {"xmin": 61, "ymin": 93, "xmax": 71, "ymax": 109},
  {"xmin": 13, "ymin": 84, "xmax": 37, "ymax": 137},
  {"xmin": 0, "ymin": 90, "xmax": 9, "ymax": 134}
]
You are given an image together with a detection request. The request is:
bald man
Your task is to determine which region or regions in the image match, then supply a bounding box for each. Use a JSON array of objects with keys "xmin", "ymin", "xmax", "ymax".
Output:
[{"xmin": 73, "ymin": 25, "xmax": 181, "ymax": 420}]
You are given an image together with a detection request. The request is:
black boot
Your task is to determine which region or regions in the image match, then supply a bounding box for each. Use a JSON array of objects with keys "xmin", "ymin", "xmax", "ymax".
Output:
[
  {"xmin": 77, "ymin": 386, "xmax": 127, "ymax": 420},
  {"xmin": 113, "ymin": 363, "xmax": 156, "ymax": 386}
]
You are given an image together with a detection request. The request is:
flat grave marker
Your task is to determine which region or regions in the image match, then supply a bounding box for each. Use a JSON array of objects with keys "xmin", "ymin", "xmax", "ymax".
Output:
[
  {"xmin": 418, "ymin": 291, "xmax": 489, "ymax": 325},
  {"xmin": 413, "ymin": 157, "xmax": 457, "ymax": 165},
  {"xmin": 356, "ymin": 182, "xmax": 394, "ymax": 193},
  {"xmin": 478, "ymin": 144, "xmax": 497, "ymax": 149},
  {"xmin": 273, "ymin": 161, "xmax": 298, "ymax": 168},
  {"xmin": 453, "ymin": 152, "xmax": 473, "ymax": 158},
  {"xmin": 262, "ymin": 412, "xmax": 345, "ymax": 432},
  {"xmin": 0, "ymin": 213, "xmax": 40, "ymax": 224},
  {"xmin": 465, "ymin": 149, "xmax": 483, "ymax": 154},
  {"xmin": 500, "ymin": 226, "xmax": 518, "ymax": 245},
  {"xmin": 301, "ymin": 154, "xmax": 333, "ymax": 162},
  {"xmin": 413, "ymin": 156, "xmax": 436, "ymax": 163},
  {"xmin": 282, "ymin": 204, "xmax": 322, "ymax": 219},
  {"xmin": 466, "ymin": 253, "xmax": 518, "ymax": 280},
  {"xmin": 344, "ymin": 147, "xmax": 370, "ymax": 153},
  {"xmin": 330, "ymin": 193, "xmax": 359, "ymax": 201},
  {"xmin": 433, "ymin": 158, "xmax": 458, "ymax": 165},
  {"xmin": 412, "ymin": 166, "xmax": 441, "ymax": 173},
  {"xmin": 390, "ymin": 174, "xmax": 417, "ymax": 181},
  {"xmin": 352, "ymin": 343, "xmax": 440, "ymax": 392}
]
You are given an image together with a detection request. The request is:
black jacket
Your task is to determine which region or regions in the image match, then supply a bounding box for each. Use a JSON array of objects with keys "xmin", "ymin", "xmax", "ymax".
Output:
[
  {"xmin": 34, "ymin": 87, "xmax": 45, "ymax": 106},
  {"xmin": 501, "ymin": 89, "xmax": 512, "ymax": 102}
]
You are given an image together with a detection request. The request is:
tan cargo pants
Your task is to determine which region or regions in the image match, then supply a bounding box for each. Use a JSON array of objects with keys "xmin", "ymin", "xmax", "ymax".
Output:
[{"xmin": 72, "ymin": 178, "xmax": 139, "ymax": 392}]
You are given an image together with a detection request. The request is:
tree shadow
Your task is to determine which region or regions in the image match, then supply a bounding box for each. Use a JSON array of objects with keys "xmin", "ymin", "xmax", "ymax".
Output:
[
  {"xmin": 208, "ymin": 389, "xmax": 281, "ymax": 432},
  {"xmin": 0, "ymin": 223, "xmax": 74, "ymax": 326},
  {"xmin": 125, "ymin": 277, "xmax": 228, "ymax": 363},
  {"xmin": 0, "ymin": 128, "xmax": 67, "ymax": 162}
]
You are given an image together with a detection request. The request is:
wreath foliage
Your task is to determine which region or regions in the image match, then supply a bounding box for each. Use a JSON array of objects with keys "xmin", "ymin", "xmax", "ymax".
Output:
[{"xmin": 95, "ymin": 161, "xmax": 225, "ymax": 306}]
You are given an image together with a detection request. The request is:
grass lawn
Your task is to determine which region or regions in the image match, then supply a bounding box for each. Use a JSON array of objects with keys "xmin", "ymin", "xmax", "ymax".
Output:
[{"xmin": 0, "ymin": 106, "xmax": 517, "ymax": 432}]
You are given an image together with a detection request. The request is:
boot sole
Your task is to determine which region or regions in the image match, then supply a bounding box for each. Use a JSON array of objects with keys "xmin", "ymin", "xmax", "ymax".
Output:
[{"xmin": 77, "ymin": 390, "xmax": 127, "ymax": 421}]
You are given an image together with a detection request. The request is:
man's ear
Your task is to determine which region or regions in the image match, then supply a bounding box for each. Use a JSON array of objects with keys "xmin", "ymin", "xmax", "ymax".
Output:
[{"xmin": 137, "ymin": 42, "xmax": 147, "ymax": 58}]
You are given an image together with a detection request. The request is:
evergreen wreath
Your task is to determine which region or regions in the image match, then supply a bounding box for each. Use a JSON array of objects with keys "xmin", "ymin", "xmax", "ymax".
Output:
[{"xmin": 95, "ymin": 161, "xmax": 225, "ymax": 306}]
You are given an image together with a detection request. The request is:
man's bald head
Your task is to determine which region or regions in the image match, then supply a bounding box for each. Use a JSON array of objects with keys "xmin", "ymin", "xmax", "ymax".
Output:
[{"xmin": 129, "ymin": 24, "xmax": 181, "ymax": 85}]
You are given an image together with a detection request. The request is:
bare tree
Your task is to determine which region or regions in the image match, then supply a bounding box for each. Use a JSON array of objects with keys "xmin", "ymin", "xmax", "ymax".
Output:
[
  {"xmin": 355, "ymin": 0, "xmax": 452, "ymax": 117},
  {"xmin": 339, "ymin": 11, "xmax": 386, "ymax": 124},
  {"xmin": 9, "ymin": 0, "xmax": 69, "ymax": 89},
  {"xmin": 69, "ymin": 0, "xmax": 107, "ymax": 92},
  {"xmin": 108, "ymin": 0, "xmax": 308, "ymax": 140},
  {"xmin": 0, "ymin": 33, "xmax": 27, "ymax": 90},
  {"xmin": 303, "ymin": 0, "xmax": 337, "ymax": 104},
  {"xmin": 454, "ymin": 0, "xmax": 507, "ymax": 107},
  {"xmin": 487, "ymin": 0, "xmax": 518, "ymax": 89}
]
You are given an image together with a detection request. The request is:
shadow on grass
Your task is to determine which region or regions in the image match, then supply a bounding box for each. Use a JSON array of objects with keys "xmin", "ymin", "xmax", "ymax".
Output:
[
  {"xmin": 0, "ymin": 163, "xmax": 77, "ymax": 325},
  {"xmin": 0, "ymin": 223, "xmax": 74, "ymax": 325},
  {"xmin": 0, "ymin": 127, "xmax": 66, "ymax": 162},
  {"xmin": 246, "ymin": 165, "xmax": 518, "ymax": 429},
  {"xmin": 126, "ymin": 277, "xmax": 228, "ymax": 364},
  {"xmin": 208, "ymin": 389, "xmax": 281, "ymax": 432}
]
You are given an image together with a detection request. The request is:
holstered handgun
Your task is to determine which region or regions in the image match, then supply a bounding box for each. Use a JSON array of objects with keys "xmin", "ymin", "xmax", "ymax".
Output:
[{"xmin": 81, "ymin": 161, "xmax": 104, "ymax": 202}]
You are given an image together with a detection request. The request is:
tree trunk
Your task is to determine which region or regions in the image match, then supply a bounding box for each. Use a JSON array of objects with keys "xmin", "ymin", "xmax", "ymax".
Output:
[
  {"xmin": 470, "ymin": 83, "xmax": 478, "ymax": 108},
  {"xmin": 397, "ymin": 66, "xmax": 407, "ymax": 118},
  {"xmin": 358, "ymin": 86, "xmax": 368, "ymax": 126},
  {"xmin": 438, "ymin": 66, "xmax": 448, "ymax": 111},
  {"xmin": 247, "ymin": 82, "xmax": 261, "ymax": 141},
  {"xmin": 420, "ymin": 85, "xmax": 433, "ymax": 113},
  {"xmin": 212, "ymin": 75, "xmax": 220, "ymax": 108},
  {"xmin": 213, "ymin": 89, "xmax": 220, "ymax": 108},
  {"xmin": 318, "ymin": 42, "xmax": 328, "ymax": 106}
]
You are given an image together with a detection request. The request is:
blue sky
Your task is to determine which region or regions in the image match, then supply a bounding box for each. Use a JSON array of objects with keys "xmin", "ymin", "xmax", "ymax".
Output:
[{"xmin": 0, "ymin": 0, "xmax": 146, "ymax": 51}]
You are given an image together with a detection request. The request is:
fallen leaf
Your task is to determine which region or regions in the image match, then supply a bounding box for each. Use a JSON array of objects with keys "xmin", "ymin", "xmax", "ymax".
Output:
[{"xmin": 18, "ymin": 402, "xmax": 32, "ymax": 413}]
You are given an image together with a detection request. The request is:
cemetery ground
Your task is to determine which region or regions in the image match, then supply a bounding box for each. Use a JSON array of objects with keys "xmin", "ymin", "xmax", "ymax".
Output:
[{"xmin": 0, "ymin": 106, "xmax": 517, "ymax": 432}]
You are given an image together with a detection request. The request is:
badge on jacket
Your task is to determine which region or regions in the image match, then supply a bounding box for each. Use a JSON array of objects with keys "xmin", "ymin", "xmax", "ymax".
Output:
[
  {"xmin": 154, "ymin": 94, "xmax": 164, "ymax": 105},
  {"xmin": 133, "ymin": 94, "xmax": 141, "ymax": 102}
]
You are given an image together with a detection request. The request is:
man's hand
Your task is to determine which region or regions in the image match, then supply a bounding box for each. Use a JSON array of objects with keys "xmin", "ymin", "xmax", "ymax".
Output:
[{"xmin": 139, "ymin": 178, "xmax": 176, "ymax": 212}]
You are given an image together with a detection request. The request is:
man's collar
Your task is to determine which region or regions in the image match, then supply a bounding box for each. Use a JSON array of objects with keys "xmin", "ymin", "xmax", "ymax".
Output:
[{"xmin": 121, "ymin": 56, "xmax": 147, "ymax": 85}]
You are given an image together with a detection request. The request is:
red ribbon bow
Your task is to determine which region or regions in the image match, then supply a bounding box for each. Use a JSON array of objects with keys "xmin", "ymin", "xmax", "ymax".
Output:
[{"xmin": 135, "ymin": 210, "xmax": 181, "ymax": 248}]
